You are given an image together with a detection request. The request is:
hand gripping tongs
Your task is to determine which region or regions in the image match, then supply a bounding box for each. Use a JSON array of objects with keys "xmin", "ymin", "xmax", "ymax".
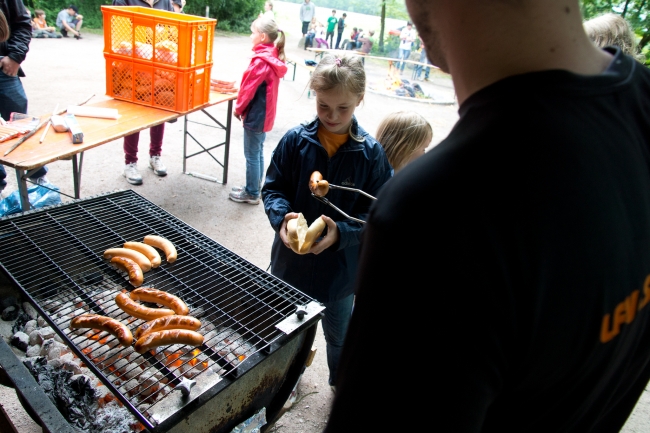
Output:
[{"xmin": 309, "ymin": 171, "xmax": 376, "ymax": 224}]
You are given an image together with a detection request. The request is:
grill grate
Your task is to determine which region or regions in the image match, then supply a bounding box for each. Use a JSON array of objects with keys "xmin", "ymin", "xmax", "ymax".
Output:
[{"xmin": 0, "ymin": 190, "xmax": 320, "ymax": 430}]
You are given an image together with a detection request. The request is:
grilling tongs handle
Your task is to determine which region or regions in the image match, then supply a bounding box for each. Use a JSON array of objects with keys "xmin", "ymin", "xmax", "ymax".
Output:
[
  {"xmin": 311, "ymin": 193, "xmax": 367, "ymax": 224},
  {"xmin": 327, "ymin": 184, "xmax": 377, "ymax": 201}
]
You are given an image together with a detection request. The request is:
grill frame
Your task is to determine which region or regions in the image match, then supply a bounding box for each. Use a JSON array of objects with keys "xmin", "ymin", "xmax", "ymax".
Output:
[{"xmin": 0, "ymin": 190, "xmax": 323, "ymax": 431}]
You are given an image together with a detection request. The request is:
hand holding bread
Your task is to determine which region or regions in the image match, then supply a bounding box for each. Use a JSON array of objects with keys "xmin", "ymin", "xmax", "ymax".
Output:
[{"xmin": 285, "ymin": 213, "xmax": 327, "ymax": 255}]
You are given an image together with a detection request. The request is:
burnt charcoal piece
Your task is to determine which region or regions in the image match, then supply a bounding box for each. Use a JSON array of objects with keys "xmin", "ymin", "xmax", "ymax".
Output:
[
  {"xmin": 24, "ymin": 357, "xmax": 97, "ymax": 431},
  {"xmin": 0, "ymin": 295, "xmax": 18, "ymax": 310},
  {"xmin": 11, "ymin": 331, "xmax": 29, "ymax": 351},
  {"xmin": 11, "ymin": 312, "xmax": 31, "ymax": 333},
  {"xmin": 2, "ymin": 305, "xmax": 19, "ymax": 321}
]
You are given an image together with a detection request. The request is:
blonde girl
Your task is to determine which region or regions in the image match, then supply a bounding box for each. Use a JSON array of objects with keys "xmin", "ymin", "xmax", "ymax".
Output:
[
  {"xmin": 262, "ymin": 53, "xmax": 392, "ymax": 390},
  {"xmin": 229, "ymin": 16, "xmax": 287, "ymax": 204},
  {"xmin": 376, "ymin": 111, "xmax": 433, "ymax": 172}
]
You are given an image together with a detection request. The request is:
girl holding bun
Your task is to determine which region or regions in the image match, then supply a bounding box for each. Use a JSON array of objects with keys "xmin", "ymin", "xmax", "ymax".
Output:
[
  {"xmin": 375, "ymin": 111, "xmax": 433, "ymax": 172},
  {"xmin": 262, "ymin": 53, "xmax": 393, "ymax": 392}
]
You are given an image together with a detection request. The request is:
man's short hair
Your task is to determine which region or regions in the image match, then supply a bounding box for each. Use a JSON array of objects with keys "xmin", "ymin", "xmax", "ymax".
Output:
[
  {"xmin": 332, "ymin": 9, "xmax": 336, "ymax": 13},
  {"xmin": 342, "ymin": 13, "xmax": 347, "ymax": 17},
  {"xmin": 69, "ymin": 5, "xmax": 78, "ymax": 13}
]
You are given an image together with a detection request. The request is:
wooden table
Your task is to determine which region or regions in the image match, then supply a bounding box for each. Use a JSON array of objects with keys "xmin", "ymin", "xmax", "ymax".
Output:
[
  {"xmin": 306, "ymin": 47, "xmax": 365, "ymax": 61},
  {"xmin": 0, "ymin": 91, "xmax": 237, "ymax": 211}
]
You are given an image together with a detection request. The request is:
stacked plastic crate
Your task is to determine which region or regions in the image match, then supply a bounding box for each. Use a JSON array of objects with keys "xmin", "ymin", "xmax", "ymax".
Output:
[{"xmin": 102, "ymin": 6, "xmax": 216, "ymax": 113}]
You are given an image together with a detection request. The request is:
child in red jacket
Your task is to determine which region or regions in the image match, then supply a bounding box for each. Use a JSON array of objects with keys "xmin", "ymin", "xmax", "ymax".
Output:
[{"xmin": 229, "ymin": 17, "xmax": 287, "ymax": 205}]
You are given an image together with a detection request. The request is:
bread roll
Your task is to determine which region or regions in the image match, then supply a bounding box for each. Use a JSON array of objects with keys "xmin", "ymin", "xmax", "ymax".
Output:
[{"xmin": 287, "ymin": 213, "xmax": 326, "ymax": 254}]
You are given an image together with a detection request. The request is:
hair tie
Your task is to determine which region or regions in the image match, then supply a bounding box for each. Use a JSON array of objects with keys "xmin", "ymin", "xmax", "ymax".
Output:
[
  {"xmin": 278, "ymin": 28, "xmax": 283, "ymax": 32},
  {"xmin": 335, "ymin": 58, "xmax": 342, "ymax": 67}
]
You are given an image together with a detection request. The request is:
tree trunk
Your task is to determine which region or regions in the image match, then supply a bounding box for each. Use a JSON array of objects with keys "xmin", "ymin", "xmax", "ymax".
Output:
[
  {"xmin": 379, "ymin": 0, "xmax": 386, "ymax": 53},
  {"xmin": 622, "ymin": 0, "xmax": 631, "ymax": 17}
]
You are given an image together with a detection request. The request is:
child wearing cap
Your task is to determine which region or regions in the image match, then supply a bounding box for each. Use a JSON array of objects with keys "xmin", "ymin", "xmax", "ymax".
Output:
[{"xmin": 56, "ymin": 5, "xmax": 83, "ymax": 39}]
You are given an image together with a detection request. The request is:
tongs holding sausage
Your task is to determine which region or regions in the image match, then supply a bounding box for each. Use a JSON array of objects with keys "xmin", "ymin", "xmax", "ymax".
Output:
[{"xmin": 309, "ymin": 171, "xmax": 376, "ymax": 224}]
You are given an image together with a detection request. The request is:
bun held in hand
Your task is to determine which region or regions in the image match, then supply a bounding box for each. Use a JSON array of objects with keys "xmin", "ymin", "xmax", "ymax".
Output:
[
  {"xmin": 309, "ymin": 171, "xmax": 330, "ymax": 197},
  {"xmin": 287, "ymin": 213, "xmax": 326, "ymax": 254}
]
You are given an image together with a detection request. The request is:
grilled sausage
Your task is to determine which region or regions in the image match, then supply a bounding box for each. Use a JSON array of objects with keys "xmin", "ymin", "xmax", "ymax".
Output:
[
  {"xmin": 134, "ymin": 329, "xmax": 204, "ymax": 354},
  {"xmin": 123, "ymin": 241, "xmax": 162, "ymax": 268},
  {"xmin": 134, "ymin": 315, "xmax": 202, "ymax": 339},
  {"xmin": 130, "ymin": 287, "xmax": 189, "ymax": 315},
  {"xmin": 110, "ymin": 256, "xmax": 144, "ymax": 287},
  {"xmin": 70, "ymin": 314, "xmax": 133, "ymax": 347},
  {"xmin": 115, "ymin": 292, "xmax": 175, "ymax": 321},
  {"xmin": 143, "ymin": 235, "xmax": 177, "ymax": 264},
  {"xmin": 309, "ymin": 171, "xmax": 330, "ymax": 197},
  {"xmin": 104, "ymin": 248, "xmax": 152, "ymax": 273}
]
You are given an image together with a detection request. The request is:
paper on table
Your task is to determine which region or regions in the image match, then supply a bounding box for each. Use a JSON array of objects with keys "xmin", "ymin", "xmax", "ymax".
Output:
[{"xmin": 66, "ymin": 106, "xmax": 119, "ymax": 119}]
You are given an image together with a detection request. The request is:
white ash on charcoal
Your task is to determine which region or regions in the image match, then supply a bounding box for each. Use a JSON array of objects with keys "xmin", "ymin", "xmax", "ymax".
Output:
[{"xmin": 22, "ymin": 302, "xmax": 38, "ymax": 320}]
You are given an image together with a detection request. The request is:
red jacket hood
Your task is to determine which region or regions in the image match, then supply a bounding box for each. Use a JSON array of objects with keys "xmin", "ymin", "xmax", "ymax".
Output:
[{"xmin": 251, "ymin": 43, "xmax": 288, "ymax": 78}]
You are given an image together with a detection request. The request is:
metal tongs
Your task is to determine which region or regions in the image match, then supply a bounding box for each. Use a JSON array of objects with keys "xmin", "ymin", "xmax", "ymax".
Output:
[{"xmin": 310, "ymin": 172, "xmax": 377, "ymax": 224}]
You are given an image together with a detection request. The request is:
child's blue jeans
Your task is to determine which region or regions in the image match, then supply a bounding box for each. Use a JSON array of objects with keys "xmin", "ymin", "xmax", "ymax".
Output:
[
  {"xmin": 322, "ymin": 294, "xmax": 354, "ymax": 386},
  {"xmin": 243, "ymin": 129, "xmax": 266, "ymax": 198}
]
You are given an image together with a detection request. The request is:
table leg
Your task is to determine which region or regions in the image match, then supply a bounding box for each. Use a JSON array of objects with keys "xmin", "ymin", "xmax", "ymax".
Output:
[
  {"xmin": 15, "ymin": 169, "xmax": 29, "ymax": 212},
  {"xmin": 183, "ymin": 114, "xmax": 188, "ymax": 174},
  {"xmin": 223, "ymin": 100, "xmax": 232, "ymax": 185},
  {"xmin": 71, "ymin": 153, "xmax": 84, "ymax": 199}
]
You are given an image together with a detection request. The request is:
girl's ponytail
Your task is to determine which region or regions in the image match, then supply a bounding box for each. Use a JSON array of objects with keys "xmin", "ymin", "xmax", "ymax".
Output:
[{"xmin": 276, "ymin": 29, "xmax": 286, "ymax": 62}]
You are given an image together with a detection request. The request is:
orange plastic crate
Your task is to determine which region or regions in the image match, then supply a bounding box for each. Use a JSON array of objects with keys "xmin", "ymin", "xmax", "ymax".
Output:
[
  {"xmin": 102, "ymin": 6, "xmax": 216, "ymax": 69},
  {"xmin": 106, "ymin": 54, "xmax": 211, "ymax": 113}
]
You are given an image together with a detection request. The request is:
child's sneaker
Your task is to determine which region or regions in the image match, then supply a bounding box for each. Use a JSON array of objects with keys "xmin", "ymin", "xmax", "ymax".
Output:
[
  {"xmin": 229, "ymin": 190, "xmax": 259, "ymax": 205},
  {"xmin": 124, "ymin": 163, "xmax": 143, "ymax": 185},
  {"xmin": 149, "ymin": 155, "xmax": 167, "ymax": 176}
]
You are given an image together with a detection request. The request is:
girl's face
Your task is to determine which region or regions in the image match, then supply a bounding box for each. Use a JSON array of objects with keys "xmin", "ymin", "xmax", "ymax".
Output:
[
  {"xmin": 250, "ymin": 25, "xmax": 266, "ymax": 46},
  {"xmin": 315, "ymin": 86, "xmax": 363, "ymax": 135}
]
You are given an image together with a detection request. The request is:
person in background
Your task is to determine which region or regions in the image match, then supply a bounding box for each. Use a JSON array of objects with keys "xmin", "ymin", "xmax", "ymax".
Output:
[
  {"xmin": 56, "ymin": 5, "xmax": 83, "ymax": 39},
  {"xmin": 346, "ymin": 27, "xmax": 359, "ymax": 50},
  {"xmin": 375, "ymin": 111, "xmax": 431, "ymax": 172},
  {"xmin": 112, "ymin": 0, "xmax": 175, "ymax": 185},
  {"xmin": 299, "ymin": 0, "xmax": 315, "ymax": 43},
  {"xmin": 335, "ymin": 12, "xmax": 346, "ymax": 49},
  {"xmin": 259, "ymin": 1, "xmax": 274, "ymax": 21},
  {"xmin": 0, "ymin": 0, "xmax": 49, "ymax": 192},
  {"xmin": 326, "ymin": 10, "xmax": 337, "ymax": 49},
  {"xmin": 172, "ymin": 0, "xmax": 185, "ymax": 13},
  {"xmin": 584, "ymin": 13, "xmax": 642, "ymax": 61},
  {"xmin": 31, "ymin": 9, "xmax": 61, "ymax": 38},
  {"xmin": 262, "ymin": 53, "xmax": 392, "ymax": 395},
  {"xmin": 358, "ymin": 29, "xmax": 374, "ymax": 54},
  {"xmin": 304, "ymin": 17, "xmax": 317, "ymax": 50},
  {"xmin": 326, "ymin": 0, "xmax": 650, "ymax": 431},
  {"xmin": 414, "ymin": 35, "xmax": 431, "ymax": 81},
  {"xmin": 229, "ymin": 16, "xmax": 287, "ymax": 205},
  {"xmin": 398, "ymin": 21, "xmax": 416, "ymax": 74},
  {"xmin": 314, "ymin": 21, "xmax": 328, "ymax": 49}
]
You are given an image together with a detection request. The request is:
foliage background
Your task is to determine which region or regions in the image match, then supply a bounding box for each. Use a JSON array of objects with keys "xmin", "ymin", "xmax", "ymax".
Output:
[{"xmin": 22, "ymin": 0, "xmax": 650, "ymax": 63}]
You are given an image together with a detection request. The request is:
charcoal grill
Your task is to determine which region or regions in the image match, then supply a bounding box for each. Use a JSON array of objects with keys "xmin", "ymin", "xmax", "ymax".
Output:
[{"xmin": 0, "ymin": 189, "xmax": 324, "ymax": 432}]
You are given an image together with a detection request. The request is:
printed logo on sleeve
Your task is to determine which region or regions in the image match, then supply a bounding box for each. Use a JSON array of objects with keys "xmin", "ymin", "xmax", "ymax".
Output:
[{"xmin": 600, "ymin": 274, "xmax": 650, "ymax": 343}]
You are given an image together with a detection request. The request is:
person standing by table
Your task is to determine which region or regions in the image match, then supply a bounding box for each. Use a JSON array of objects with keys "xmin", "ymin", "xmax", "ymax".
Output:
[
  {"xmin": 228, "ymin": 16, "xmax": 287, "ymax": 205},
  {"xmin": 414, "ymin": 35, "xmax": 430, "ymax": 81},
  {"xmin": 334, "ymin": 12, "xmax": 346, "ymax": 49},
  {"xmin": 326, "ymin": 0, "xmax": 650, "ymax": 432},
  {"xmin": 0, "ymin": 0, "xmax": 49, "ymax": 191},
  {"xmin": 112, "ymin": 0, "xmax": 176, "ymax": 186},
  {"xmin": 326, "ymin": 10, "xmax": 337, "ymax": 49},
  {"xmin": 299, "ymin": 0, "xmax": 315, "ymax": 46},
  {"xmin": 398, "ymin": 21, "xmax": 416, "ymax": 74}
]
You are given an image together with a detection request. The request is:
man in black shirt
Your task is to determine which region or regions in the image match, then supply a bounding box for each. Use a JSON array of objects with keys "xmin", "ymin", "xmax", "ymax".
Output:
[
  {"xmin": 326, "ymin": 1, "xmax": 650, "ymax": 432},
  {"xmin": 334, "ymin": 12, "xmax": 346, "ymax": 50}
]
